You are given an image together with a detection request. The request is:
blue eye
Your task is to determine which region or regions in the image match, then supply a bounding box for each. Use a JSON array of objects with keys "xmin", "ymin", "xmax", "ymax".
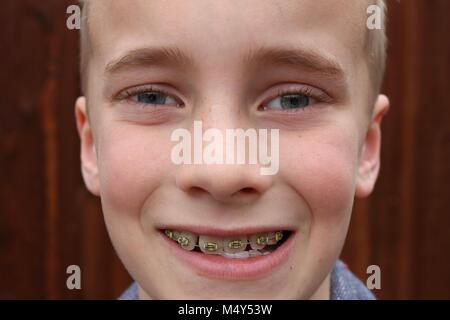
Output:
[
  {"xmin": 265, "ymin": 93, "xmax": 315, "ymax": 111},
  {"xmin": 117, "ymin": 86, "xmax": 183, "ymax": 107},
  {"xmin": 134, "ymin": 91, "xmax": 179, "ymax": 106}
]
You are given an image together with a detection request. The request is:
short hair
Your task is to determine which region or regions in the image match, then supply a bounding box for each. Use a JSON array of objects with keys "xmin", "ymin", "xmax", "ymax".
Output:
[
  {"xmin": 79, "ymin": 0, "xmax": 90, "ymax": 95},
  {"xmin": 78, "ymin": 0, "xmax": 387, "ymax": 99},
  {"xmin": 366, "ymin": 0, "xmax": 388, "ymax": 98}
]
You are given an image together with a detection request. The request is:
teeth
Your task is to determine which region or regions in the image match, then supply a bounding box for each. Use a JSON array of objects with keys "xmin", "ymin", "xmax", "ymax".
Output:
[
  {"xmin": 266, "ymin": 231, "xmax": 283, "ymax": 245},
  {"xmin": 199, "ymin": 235, "xmax": 223, "ymax": 255},
  {"xmin": 223, "ymin": 236, "xmax": 248, "ymax": 253},
  {"xmin": 248, "ymin": 249, "xmax": 262, "ymax": 257},
  {"xmin": 275, "ymin": 231, "xmax": 283, "ymax": 241},
  {"xmin": 165, "ymin": 229, "xmax": 174, "ymax": 239},
  {"xmin": 249, "ymin": 234, "xmax": 268, "ymax": 250},
  {"xmin": 220, "ymin": 251, "xmax": 250, "ymax": 259},
  {"xmin": 164, "ymin": 229, "xmax": 286, "ymax": 257},
  {"xmin": 172, "ymin": 231, "xmax": 198, "ymax": 251}
]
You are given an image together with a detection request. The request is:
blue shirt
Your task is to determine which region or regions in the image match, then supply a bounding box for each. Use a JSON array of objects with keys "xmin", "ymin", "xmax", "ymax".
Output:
[{"xmin": 119, "ymin": 260, "xmax": 375, "ymax": 300}]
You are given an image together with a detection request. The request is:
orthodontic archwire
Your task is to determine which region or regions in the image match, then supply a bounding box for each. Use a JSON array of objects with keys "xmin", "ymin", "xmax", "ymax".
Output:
[{"xmin": 164, "ymin": 230, "xmax": 283, "ymax": 250}]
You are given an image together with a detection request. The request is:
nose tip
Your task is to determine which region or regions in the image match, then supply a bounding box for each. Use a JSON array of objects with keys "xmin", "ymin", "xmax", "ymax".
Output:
[{"xmin": 176, "ymin": 165, "xmax": 273, "ymax": 203}]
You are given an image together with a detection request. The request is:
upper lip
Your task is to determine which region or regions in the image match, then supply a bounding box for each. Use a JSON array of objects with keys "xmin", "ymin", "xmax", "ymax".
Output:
[{"xmin": 158, "ymin": 225, "xmax": 294, "ymax": 237}]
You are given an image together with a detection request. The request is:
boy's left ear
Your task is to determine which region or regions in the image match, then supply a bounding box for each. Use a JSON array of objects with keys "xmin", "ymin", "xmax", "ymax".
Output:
[{"xmin": 355, "ymin": 94, "xmax": 390, "ymax": 198}]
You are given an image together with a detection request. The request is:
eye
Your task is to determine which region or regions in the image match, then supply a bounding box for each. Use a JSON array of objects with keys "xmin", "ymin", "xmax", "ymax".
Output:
[
  {"xmin": 260, "ymin": 86, "xmax": 330, "ymax": 112},
  {"xmin": 118, "ymin": 86, "xmax": 183, "ymax": 107},
  {"xmin": 266, "ymin": 93, "xmax": 315, "ymax": 111},
  {"xmin": 135, "ymin": 91, "xmax": 179, "ymax": 106}
]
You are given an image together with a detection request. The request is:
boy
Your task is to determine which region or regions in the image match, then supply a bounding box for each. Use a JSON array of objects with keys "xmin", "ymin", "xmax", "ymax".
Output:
[{"xmin": 75, "ymin": 0, "xmax": 389, "ymax": 299}]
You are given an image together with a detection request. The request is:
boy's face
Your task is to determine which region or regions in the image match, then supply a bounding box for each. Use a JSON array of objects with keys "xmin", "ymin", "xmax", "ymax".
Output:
[{"xmin": 76, "ymin": 0, "xmax": 388, "ymax": 299}]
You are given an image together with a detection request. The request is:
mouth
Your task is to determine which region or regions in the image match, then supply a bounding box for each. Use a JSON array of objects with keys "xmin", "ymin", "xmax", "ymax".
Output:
[{"xmin": 158, "ymin": 227, "xmax": 295, "ymax": 280}]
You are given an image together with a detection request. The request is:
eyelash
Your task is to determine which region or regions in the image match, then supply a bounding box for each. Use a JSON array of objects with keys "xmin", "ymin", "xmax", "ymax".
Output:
[
  {"xmin": 260, "ymin": 86, "xmax": 331, "ymax": 112},
  {"xmin": 117, "ymin": 86, "xmax": 184, "ymax": 107},
  {"xmin": 116, "ymin": 85, "xmax": 331, "ymax": 110}
]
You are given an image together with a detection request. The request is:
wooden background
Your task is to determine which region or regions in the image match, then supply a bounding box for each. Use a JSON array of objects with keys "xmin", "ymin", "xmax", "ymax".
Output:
[{"xmin": 1, "ymin": 0, "xmax": 449, "ymax": 299}]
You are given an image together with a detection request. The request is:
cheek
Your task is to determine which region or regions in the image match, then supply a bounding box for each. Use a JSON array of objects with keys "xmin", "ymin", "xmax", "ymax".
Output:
[
  {"xmin": 96, "ymin": 125, "xmax": 173, "ymax": 215},
  {"xmin": 279, "ymin": 127, "xmax": 359, "ymax": 224}
]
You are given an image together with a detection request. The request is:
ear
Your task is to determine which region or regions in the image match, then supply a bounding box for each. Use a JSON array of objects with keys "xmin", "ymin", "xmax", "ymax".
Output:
[
  {"xmin": 75, "ymin": 97, "xmax": 100, "ymax": 196},
  {"xmin": 355, "ymin": 94, "xmax": 390, "ymax": 198}
]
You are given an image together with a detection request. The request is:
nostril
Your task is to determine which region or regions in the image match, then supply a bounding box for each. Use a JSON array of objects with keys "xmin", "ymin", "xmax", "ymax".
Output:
[
  {"xmin": 231, "ymin": 187, "xmax": 259, "ymax": 198},
  {"xmin": 189, "ymin": 186, "xmax": 208, "ymax": 197},
  {"xmin": 240, "ymin": 187, "xmax": 256, "ymax": 194}
]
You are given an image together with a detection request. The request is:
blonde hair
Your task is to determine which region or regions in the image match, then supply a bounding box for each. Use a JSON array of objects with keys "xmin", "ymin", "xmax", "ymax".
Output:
[
  {"xmin": 78, "ymin": 0, "xmax": 387, "ymax": 98},
  {"xmin": 366, "ymin": 0, "xmax": 388, "ymax": 97},
  {"xmin": 79, "ymin": 0, "xmax": 90, "ymax": 94}
]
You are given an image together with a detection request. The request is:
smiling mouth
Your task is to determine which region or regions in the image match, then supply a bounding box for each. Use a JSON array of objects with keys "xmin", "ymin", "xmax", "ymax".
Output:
[{"xmin": 162, "ymin": 229, "xmax": 292, "ymax": 259}]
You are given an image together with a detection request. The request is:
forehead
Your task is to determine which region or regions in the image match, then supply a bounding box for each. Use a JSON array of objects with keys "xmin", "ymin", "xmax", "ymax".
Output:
[{"xmin": 88, "ymin": 0, "xmax": 369, "ymax": 83}]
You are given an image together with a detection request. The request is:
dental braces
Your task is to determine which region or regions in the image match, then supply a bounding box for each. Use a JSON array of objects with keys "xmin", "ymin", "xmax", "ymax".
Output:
[{"xmin": 165, "ymin": 230, "xmax": 283, "ymax": 252}]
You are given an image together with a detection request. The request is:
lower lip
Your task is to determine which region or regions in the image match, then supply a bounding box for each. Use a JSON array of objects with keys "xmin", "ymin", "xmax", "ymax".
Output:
[{"xmin": 158, "ymin": 230, "xmax": 295, "ymax": 280}]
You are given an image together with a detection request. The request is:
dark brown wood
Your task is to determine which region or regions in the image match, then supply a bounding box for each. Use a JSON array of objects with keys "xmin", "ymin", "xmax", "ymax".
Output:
[
  {"xmin": 0, "ymin": 0, "xmax": 131, "ymax": 299},
  {"xmin": 342, "ymin": 0, "xmax": 450, "ymax": 300},
  {"xmin": 0, "ymin": 0, "xmax": 449, "ymax": 299}
]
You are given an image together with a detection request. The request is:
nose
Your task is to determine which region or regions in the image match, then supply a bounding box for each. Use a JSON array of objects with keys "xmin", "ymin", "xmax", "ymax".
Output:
[
  {"xmin": 173, "ymin": 97, "xmax": 274, "ymax": 203},
  {"xmin": 175, "ymin": 163, "xmax": 273, "ymax": 204}
]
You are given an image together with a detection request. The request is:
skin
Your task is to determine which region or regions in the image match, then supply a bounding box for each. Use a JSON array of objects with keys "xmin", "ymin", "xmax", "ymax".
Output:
[{"xmin": 75, "ymin": 0, "xmax": 389, "ymax": 299}]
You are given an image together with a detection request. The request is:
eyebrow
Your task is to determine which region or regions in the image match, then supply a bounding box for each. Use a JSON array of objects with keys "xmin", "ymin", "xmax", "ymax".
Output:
[
  {"xmin": 242, "ymin": 45, "xmax": 345, "ymax": 79},
  {"xmin": 105, "ymin": 44, "xmax": 346, "ymax": 84},
  {"xmin": 105, "ymin": 46, "xmax": 194, "ymax": 74}
]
